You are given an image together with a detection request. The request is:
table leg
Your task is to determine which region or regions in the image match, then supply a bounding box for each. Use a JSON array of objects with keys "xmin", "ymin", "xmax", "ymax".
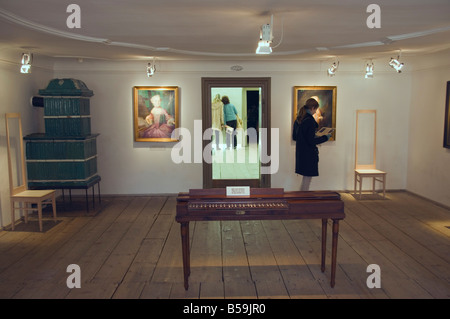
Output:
[
  {"xmin": 61, "ymin": 189, "xmax": 66, "ymax": 211},
  {"xmin": 330, "ymin": 219, "xmax": 340, "ymax": 288},
  {"xmin": 321, "ymin": 218, "xmax": 327, "ymax": 272},
  {"xmin": 180, "ymin": 222, "xmax": 190, "ymax": 290},
  {"xmin": 85, "ymin": 189, "xmax": 89, "ymax": 213},
  {"xmin": 92, "ymin": 184, "xmax": 95, "ymax": 209},
  {"xmin": 97, "ymin": 182, "xmax": 101, "ymax": 204}
]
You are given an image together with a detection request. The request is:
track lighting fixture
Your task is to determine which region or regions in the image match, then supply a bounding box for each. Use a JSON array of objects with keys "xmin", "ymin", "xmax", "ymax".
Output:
[
  {"xmin": 365, "ymin": 61, "xmax": 374, "ymax": 79},
  {"xmin": 327, "ymin": 61, "xmax": 339, "ymax": 77},
  {"xmin": 389, "ymin": 56, "xmax": 404, "ymax": 73},
  {"xmin": 20, "ymin": 52, "xmax": 32, "ymax": 73},
  {"xmin": 147, "ymin": 58, "xmax": 156, "ymax": 77},
  {"xmin": 256, "ymin": 15, "xmax": 273, "ymax": 54}
]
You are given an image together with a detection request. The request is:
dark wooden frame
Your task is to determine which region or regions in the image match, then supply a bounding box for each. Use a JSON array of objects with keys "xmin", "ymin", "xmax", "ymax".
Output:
[
  {"xmin": 201, "ymin": 77, "xmax": 271, "ymax": 189},
  {"xmin": 444, "ymin": 81, "xmax": 450, "ymax": 149}
]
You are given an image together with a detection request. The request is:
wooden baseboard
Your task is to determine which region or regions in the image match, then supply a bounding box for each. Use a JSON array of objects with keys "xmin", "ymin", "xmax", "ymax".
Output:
[{"xmin": 405, "ymin": 190, "xmax": 450, "ymax": 210}]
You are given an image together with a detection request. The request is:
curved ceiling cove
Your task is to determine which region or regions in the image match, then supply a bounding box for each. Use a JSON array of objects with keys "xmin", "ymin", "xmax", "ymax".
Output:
[{"xmin": 0, "ymin": 1, "xmax": 449, "ymax": 61}]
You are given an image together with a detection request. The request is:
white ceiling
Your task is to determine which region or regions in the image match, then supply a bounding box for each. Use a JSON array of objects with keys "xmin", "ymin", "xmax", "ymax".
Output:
[{"xmin": 1, "ymin": 0, "xmax": 450, "ymax": 62}]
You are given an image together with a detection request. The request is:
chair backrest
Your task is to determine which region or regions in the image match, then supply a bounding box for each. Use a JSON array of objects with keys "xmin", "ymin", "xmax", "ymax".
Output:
[
  {"xmin": 5, "ymin": 113, "xmax": 27, "ymax": 195},
  {"xmin": 355, "ymin": 109, "xmax": 377, "ymax": 170}
]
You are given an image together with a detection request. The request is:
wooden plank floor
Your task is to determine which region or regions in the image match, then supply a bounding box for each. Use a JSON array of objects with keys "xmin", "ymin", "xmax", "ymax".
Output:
[{"xmin": 0, "ymin": 191, "xmax": 449, "ymax": 299}]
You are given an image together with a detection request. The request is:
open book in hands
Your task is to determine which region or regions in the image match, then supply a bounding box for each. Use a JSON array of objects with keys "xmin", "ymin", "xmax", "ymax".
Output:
[{"xmin": 315, "ymin": 127, "xmax": 335, "ymax": 137}]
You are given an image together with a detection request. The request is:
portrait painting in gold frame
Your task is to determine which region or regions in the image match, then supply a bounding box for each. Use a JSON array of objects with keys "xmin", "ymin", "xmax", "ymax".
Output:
[
  {"xmin": 293, "ymin": 86, "xmax": 337, "ymax": 140},
  {"xmin": 133, "ymin": 86, "xmax": 179, "ymax": 142}
]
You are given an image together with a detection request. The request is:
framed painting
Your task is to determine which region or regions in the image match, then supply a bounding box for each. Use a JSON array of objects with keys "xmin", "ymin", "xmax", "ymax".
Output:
[
  {"xmin": 444, "ymin": 81, "xmax": 450, "ymax": 149},
  {"xmin": 293, "ymin": 86, "xmax": 337, "ymax": 140},
  {"xmin": 133, "ymin": 86, "xmax": 179, "ymax": 142}
]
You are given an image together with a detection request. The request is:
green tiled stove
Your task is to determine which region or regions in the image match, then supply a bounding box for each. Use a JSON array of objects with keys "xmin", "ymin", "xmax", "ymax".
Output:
[{"xmin": 24, "ymin": 78, "xmax": 101, "ymax": 212}]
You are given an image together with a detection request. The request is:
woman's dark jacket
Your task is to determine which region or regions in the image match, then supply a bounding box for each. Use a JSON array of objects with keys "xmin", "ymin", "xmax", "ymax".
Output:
[{"xmin": 292, "ymin": 113, "xmax": 328, "ymax": 176}]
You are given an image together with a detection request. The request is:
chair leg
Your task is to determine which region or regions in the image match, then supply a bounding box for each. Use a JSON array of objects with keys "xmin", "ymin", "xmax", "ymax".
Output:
[
  {"xmin": 359, "ymin": 175, "xmax": 363, "ymax": 199},
  {"xmin": 10, "ymin": 200, "xmax": 15, "ymax": 231},
  {"xmin": 24, "ymin": 202, "xmax": 28, "ymax": 224},
  {"xmin": 38, "ymin": 202, "xmax": 43, "ymax": 232},
  {"xmin": 52, "ymin": 195, "xmax": 57, "ymax": 223}
]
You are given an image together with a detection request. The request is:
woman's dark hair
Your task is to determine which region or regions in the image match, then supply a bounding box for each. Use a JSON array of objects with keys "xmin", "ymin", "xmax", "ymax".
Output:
[
  {"xmin": 221, "ymin": 96, "xmax": 230, "ymax": 104},
  {"xmin": 296, "ymin": 98, "xmax": 319, "ymax": 123}
]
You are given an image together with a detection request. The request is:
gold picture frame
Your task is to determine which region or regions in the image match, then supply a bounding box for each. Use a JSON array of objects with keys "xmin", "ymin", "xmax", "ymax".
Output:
[
  {"xmin": 133, "ymin": 86, "xmax": 179, "ymax": 142},
  {"xmin": 293, "ymin": 86, "xmax": 337, "ymax": 140}
]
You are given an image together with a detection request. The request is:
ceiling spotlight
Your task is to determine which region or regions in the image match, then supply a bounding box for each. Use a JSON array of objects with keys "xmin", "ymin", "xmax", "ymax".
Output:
[
  {"xmin": 327, "ymin": 61, "xmax": 339, "ymax": 77},
  {"xmin": 147, "ymin": 60, "xmax": 156, "ymax": 77},
  {"xmin": 20, "ymin": 52, "xmax": 33, "ymax": 73},
  {"xmin": 256, "ymin": 15, "xmax": 273, "ymax": 54},
  {"xmin": 365, "ymin": 61, "xmax": 374, "ymax": 79},
  {"xmin": 389, "ymin": 56, "xmax": 404, "ymax": 73}
]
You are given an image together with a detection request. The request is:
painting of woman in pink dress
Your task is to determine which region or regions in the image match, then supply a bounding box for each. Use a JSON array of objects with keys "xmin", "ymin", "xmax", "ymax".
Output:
[
  {"xmin": 141, "ymin": 94, "xmax": 175, "ymax": 138},
  {"xmin": 134, "ymin": 86, "xmax": 179, "ymax": 142}
]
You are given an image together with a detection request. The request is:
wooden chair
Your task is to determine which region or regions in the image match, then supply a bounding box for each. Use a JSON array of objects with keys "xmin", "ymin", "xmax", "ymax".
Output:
[
  {"xmin": 354, "ymin": 110, "xmax": 386, "ymax": 199},
  {"xmin": 5, "ymin": 113, "xmax": 57, "ymax": 232}
]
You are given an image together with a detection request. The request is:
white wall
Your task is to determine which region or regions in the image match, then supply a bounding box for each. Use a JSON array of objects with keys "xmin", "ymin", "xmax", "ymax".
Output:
[
  {"xmin": 407, "ymin": 51, "xmax": 450, "ymax": 207},
  {"xmin": 53, "ymin": 61, "xmax": 204, "ymax": 196},
  {"xmin": 52, "ymin": 58, "xmax": 412, "ymax": 195},
  {"xmin": 271, "ymin": 64, "xmax": 411, "ymax": 192}
]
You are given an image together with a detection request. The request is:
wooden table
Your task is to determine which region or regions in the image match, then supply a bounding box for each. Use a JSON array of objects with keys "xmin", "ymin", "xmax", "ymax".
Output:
[{"xmin": 175, "ymin": 188, "xmax": 345, "ymax": 290}]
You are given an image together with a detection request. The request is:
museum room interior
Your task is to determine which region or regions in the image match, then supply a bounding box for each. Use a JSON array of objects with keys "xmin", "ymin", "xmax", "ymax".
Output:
[{"xmin": 0, "ymin": 1, "xmax": 448, "ymax": 300}]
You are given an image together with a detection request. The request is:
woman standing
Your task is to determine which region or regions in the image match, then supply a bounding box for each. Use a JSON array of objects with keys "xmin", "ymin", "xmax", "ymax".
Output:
[
  {"xmin": 292, "ymin": 98, "xmax": 331, "ymax": 191},
  {"xmin": 222, "ymin": 96, "xmax": 238, "ymax": 149}
]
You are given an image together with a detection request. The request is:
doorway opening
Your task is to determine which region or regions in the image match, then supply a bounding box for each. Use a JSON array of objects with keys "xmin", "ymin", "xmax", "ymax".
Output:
[{"xmin": 201, "ymin": 78, "xmax": 271, "ymax": 189}]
